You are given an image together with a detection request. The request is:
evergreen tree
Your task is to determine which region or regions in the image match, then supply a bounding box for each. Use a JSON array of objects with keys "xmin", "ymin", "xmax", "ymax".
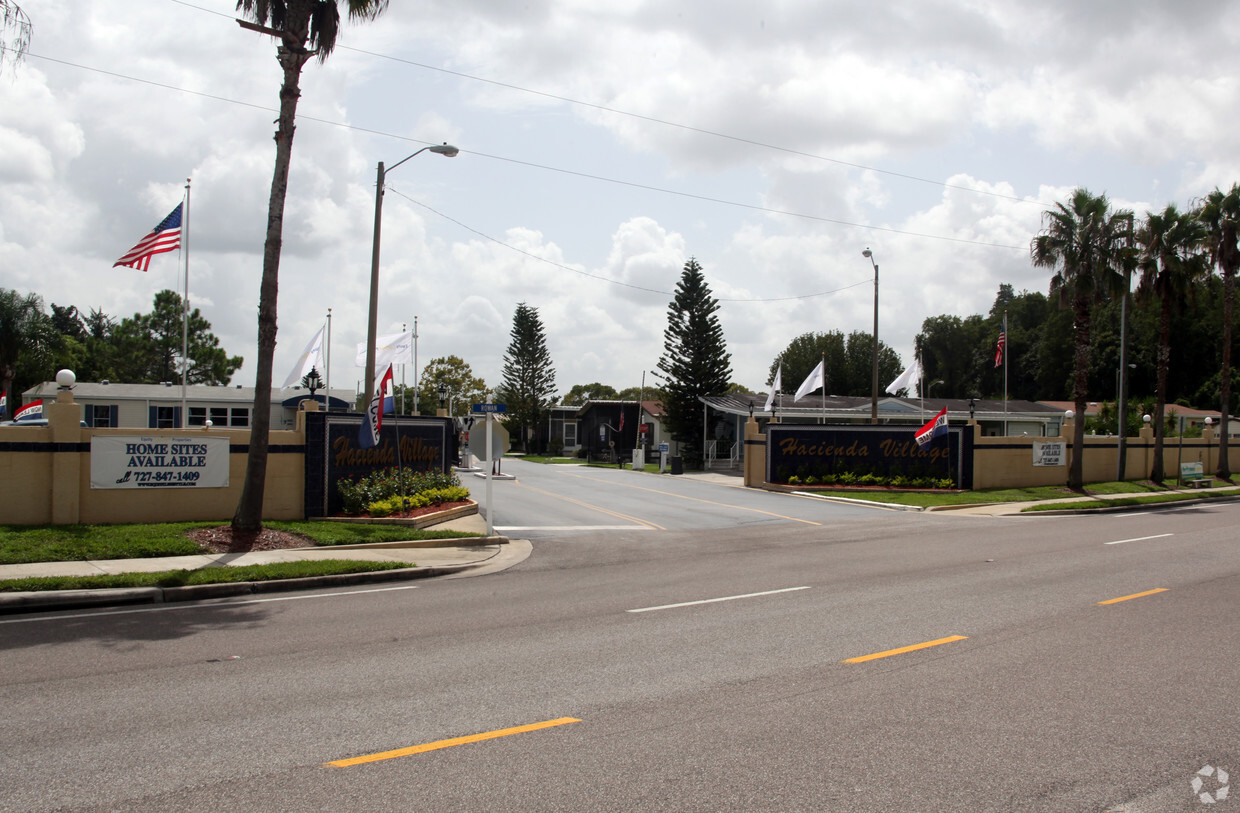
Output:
[
  {"xmin": 657, "ymin": 257, "xmax": 732, "ymax": 468},
  {"xmin": 496, "ymin": 303, "xmax": 557, "ymax": 452},
  {"xmin": 111, "ymin": 290, "xmax": 243, "ymax": 385}
]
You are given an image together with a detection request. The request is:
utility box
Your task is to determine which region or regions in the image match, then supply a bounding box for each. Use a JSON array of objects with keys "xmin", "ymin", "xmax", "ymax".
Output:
[{"xmin": 631, "ymin": 449, "xmax": 644, "ymax": 471}]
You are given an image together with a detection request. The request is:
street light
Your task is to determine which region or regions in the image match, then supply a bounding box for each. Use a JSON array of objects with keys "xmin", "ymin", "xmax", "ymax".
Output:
[
  {"xmin": 363, "ymin": 142, "xmax": 459, "ymax": 409},
  {"xmin": 862, "ymin": 248, "xmax": 879, "ymax": 423}
]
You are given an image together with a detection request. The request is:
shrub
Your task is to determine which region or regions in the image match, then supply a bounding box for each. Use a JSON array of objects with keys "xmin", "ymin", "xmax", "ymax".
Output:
[
  {"xmin": 857, "ymin": 472, "xmax": 882, "ymax": 487},
  {"xmin": 804, "ymin": 475, "xmax": 819, "ymax": 485},
  {"xmin": 890, "ymin": 474, "xmax": 911, "ymax": 489},
  {"xmin": 338, "ymin": 467, "xmax": 466, "ymax": 515},
  {"xmin": 935, "ymin": 477, "xmax": 956, "ymax": 490},
  {"xmin": 366, "ymin": 486, "xmax": 471, "ymax": 516},
  {"xmin": 837, "ymin": 471, "xmax": 858, "ymax": 486},
  {"xmin": 787, "ymin": 475, "xmax": 801, "ymax": 485}
]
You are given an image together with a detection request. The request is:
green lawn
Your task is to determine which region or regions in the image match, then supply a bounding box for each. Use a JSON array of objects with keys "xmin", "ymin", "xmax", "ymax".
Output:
[
  {"xmin": 0, "ymin": 559, "xmax": 412, "ymax": 593},
  {"xmin": 0, "ymin": 520, "xmax": 479, "ymax": 566},
  {"xmin": 787, "ymin": 480, "xmax": 1206, "ymax": 509}
]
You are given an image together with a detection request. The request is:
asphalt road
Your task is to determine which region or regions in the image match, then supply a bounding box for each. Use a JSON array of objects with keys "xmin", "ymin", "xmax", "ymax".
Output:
[{"xmin": 2, "ymin": 464, "xmax": 1238, "ymax": 812}]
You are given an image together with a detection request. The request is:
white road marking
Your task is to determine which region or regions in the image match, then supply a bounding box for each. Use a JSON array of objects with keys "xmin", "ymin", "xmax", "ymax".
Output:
[
  {"xmin": 0, "ymin": 584, "xmax": 421, "ymax": 624},
  {"xmin": 1104, "ymin": 533, "xmax": 1174, "ymax": 546},
  {"xmin": 495, "ymin": 525, "xmax": 652, "ymax": 531},
  {"xmin": 627, "ymin": 586, "xmax": 811, "ymax": 614}
]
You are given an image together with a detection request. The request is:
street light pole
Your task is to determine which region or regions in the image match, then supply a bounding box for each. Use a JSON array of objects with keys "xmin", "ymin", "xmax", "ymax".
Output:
[
  {"xmin": 863, "ymin": 248, "xmax": 880, "ymax": 423},
  {"xmin": 363, "ymin": 143, "xmax": 458, "ymax": 410}
]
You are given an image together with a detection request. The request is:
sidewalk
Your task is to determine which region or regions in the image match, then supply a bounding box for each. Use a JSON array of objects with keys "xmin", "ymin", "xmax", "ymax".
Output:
[{"xmin": 0, "ymin": 513, "xmax": 531, "ymax": 614}]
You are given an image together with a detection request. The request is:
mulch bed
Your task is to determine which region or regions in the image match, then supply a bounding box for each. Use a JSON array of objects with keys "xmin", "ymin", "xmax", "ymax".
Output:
[
  {"xmin": 187, "ymin": 526, "xmax": 315, "ymax": 554},
  {"xmin": 187, "ymin": 501, "xmax": 473, "ymax": 554}
]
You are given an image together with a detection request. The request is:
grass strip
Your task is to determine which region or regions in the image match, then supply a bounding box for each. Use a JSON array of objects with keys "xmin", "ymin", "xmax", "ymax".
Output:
[
  {"xmin": 0, "ymin": 559, "xmax": 412, "ymax": 593},
  {"xmin": 1020, "ymin": 488, "xmax": 1240, "ymax": 512},
  {"xmin": 796, "ymin": 480, "xmax": 1172, "ymax": 508},
  {"xmin": 0, "ymin": 521, "xmax": 480, "ymax": 565}
]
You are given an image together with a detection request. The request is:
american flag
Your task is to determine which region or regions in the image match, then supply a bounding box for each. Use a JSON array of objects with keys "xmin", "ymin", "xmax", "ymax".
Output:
[
  {"xmin": 994, "ymin": 329, "xmax": 1005, "ymax": 368},
  {"xmin": 114, "ymin": 204, "xmax": 183, "ymax": 271}
]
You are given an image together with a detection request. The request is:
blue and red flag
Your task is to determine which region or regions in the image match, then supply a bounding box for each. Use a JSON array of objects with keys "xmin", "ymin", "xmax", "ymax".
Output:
[
  {"xmin": 14, "ymin": 399, "xmax": 43, "ymax": 421},
  {"xmin": 359, "ymin": 365, "xmax": 394, "ymax": 449},
  {"xmin": 915, "ymin": 406, "xmax": 948, "ymax": 449}
]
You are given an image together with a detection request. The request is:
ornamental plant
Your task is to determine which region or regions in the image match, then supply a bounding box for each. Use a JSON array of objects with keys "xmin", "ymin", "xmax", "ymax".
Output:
[{"xmin": 338, "ymin": 468, "xmax": 466, "ymax": 515}]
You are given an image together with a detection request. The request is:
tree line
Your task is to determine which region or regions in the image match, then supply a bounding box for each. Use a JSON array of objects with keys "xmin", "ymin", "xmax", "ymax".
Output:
[{"xmin": 0, "ymin": 288, "xmax": 242, "ymax": 406}]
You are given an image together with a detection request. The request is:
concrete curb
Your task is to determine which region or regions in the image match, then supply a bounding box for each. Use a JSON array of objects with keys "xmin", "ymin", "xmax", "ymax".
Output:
[
  {"xmin": 789, "ymin": 491, "xmax": 924, "ymax": 512},
  {"xmin": 0, "ymin": 563, "xmax": 476, "ymax": 616}
]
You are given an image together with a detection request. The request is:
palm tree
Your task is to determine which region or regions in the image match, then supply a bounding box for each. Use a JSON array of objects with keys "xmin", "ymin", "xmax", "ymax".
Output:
[
  {"xmin": 0, "ymin": 288, "xmax": 56, "ymax": 410},
  {"xmin": 1197, "ymin": 183, "xmax": 1240, "ymax": 480},
  {"xmin": 1031, "ymin": 189, "xmax": 1133, "ymax": 489},
  {"xmin": 232, "ymin": 0, "xmax": 390, "ymax": 535},
  {"xmin": 1136, "ymin": 204, "xmax": 1208, "ymax": 482}
]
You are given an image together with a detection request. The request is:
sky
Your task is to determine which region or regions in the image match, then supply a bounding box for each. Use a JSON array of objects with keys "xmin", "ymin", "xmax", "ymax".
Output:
[{"xmin": 3, "ymin": 0, "xmax": 1239, "ymax": 400}]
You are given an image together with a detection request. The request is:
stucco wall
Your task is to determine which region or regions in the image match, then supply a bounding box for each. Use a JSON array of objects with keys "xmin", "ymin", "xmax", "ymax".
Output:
[{"xmin": 0, "ymin": 391, "xmax": 307, "ymax": 525}]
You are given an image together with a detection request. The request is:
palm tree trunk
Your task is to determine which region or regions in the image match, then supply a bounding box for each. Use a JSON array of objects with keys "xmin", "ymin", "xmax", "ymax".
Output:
[
  {"xmin": 1069, "ymin": 296, "xmax": 1091, "ymax": 490},
  {"xmin": 1219, "ymin": 269, "xmax": 1234, "ymax": 479},
  {"xmin": 1150, "ymin": 297, "xmax": 1172, "ymax": 483},
  {"xmin": 232, "ymin": 44, "xmax": 309, "ymax": 534}
]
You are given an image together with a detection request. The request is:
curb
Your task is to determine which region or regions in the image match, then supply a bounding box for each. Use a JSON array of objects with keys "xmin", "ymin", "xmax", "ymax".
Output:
[
  {"xmin": 0, "ymin": 564, "xmax": 473, "ymax": 617},
  {"xmin": 788, "ymin": 491, "xmax": 924, "ymax": 512}
]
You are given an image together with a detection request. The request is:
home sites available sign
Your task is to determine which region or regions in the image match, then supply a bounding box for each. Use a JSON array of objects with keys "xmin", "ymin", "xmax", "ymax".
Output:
[{"xmin": 90, "ymin": 436, "xmax": 230, "ymax": 489}]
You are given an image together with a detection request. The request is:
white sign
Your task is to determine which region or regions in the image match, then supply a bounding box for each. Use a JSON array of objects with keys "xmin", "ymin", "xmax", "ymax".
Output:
[
  {"xmin": 468, "ymin": 418, "xmax": 509, "ymax": 461},
  {"xmin": 1032, "ymin": 441, "xmax": 1065, "ymax": 467},
  {"xmin": 91, "ymin": 436, "xmax": 230, "ymax": 489}
]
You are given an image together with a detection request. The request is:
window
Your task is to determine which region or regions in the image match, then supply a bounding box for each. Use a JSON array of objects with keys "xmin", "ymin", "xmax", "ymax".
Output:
[
  {"xmin": 154, "ymin": 406, "xmax": 177, "ymax": 428},
  {"xmin": 189, "ymin": 406, "xmax": 250, "ymax": 427},
  {"xmin": 85, "ymin": 404, "xmax": 117, "ymax": 428}
]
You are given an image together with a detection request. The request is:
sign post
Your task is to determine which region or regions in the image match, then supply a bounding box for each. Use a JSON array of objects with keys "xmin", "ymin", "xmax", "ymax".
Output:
[{"xmin": 471, "ymin": 403, "xmax": 507, "ymax": 536}]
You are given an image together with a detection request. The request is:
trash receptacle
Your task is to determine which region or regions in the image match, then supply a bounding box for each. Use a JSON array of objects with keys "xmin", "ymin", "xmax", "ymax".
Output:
[{"xmin": 670, "ymin": 455, "xmax": 683, "ymax": 475}]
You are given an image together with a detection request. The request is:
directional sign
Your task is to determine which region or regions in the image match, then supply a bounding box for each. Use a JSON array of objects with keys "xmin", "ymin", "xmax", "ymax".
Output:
[{"xmin": 472, "ymin": 403, "xmax": 507, "ymax": 414}]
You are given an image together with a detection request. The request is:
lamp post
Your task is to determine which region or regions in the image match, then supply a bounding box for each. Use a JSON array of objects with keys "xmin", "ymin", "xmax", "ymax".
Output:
[
  {"xmin": 862, "ymin": 248, "xmax": 880, "ymax": 423},
  {"xmin": 363, "ymin": 142, "xmax": 459, "ymax": 410}
]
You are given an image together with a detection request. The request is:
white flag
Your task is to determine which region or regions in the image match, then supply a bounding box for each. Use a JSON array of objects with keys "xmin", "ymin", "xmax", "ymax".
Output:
[
  {"xmin": 793, "ymin": 359, "xmax": 826, "ymax": 402},
  {"xmin": 764, "ymin": 366, "xmax": 782, "ymax": 412},
  {"xmin": 885, "ymin": 356, "xmax": 922, "ymax": 396},
  {"xmin": 355, "ymin": 330, "xmax": 413, "ymax": 368},
  {"xmin": 281, "ymin": 326, "xmax": 325, "ymax": 389}
]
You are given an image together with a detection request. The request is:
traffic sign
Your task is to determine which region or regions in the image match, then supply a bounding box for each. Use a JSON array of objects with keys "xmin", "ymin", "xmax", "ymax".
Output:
[
  {"xmin": 658, "ymin": 442, "xmax": 670, "ymax": 453},
  {"xmin": 472, "ymin": 403, "xmax": 507, "ymax": 413}
]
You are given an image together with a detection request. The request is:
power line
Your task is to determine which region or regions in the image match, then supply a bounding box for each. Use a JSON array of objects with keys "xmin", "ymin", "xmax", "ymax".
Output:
[
  {"xmin": 387, "ymin": 186, "xmax": 875, "ymax": 302},
  {"xmin": 26, "ymin": 50, "xmax": 1027, "ymax": 253}
]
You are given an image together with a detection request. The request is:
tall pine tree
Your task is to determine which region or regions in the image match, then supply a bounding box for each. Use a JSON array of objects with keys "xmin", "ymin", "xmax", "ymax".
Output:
[
  {"xmin": 657, "ymin": 258, "xmax": 732, "ymax": 468},
  {"xmin": 496, "ymin": 302, "xmax": 557, "ymax": 453}
]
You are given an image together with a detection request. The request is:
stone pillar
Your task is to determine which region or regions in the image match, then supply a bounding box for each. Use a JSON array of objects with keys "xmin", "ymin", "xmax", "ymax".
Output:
[
  {"xmin": 48, "ymin": 388, "xmax": 83, "ymax": 525},
  {"xmin": 743, "ymin": 417, "xmax": 766, "ymax": 488}
]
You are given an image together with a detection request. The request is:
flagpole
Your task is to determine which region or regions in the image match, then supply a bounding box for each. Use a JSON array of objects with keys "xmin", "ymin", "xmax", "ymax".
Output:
[
  {"xmin": 1003, "ymin": 310, "xmax": 1008, "ymax": 436},
  {"xmin": 401, "ymin": 322, "xmax": 407, "ymax": 415},
  {"xmin": 181, "ymin": 178, "xmax": 190, "ymax": 428},
  {"xmin": 820, "ymin": 352, "xmax": 826, "ymax": 425},
  {"xmin": 325, "ymin": 308, "xmax": 332, "ymax": 412}
]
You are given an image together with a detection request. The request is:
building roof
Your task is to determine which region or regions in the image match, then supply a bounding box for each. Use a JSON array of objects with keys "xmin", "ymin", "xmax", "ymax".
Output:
[
  {"xmin": 24, "ymin": 381, "xmax": 354, "ymax": 408},
  {"xmin": 703, "ymin": 392, "xmax": 1062, "ymax": 422},
  {"xmin": 1038, "ymin": 400, "xmax": 1232, "ymax": 421}
]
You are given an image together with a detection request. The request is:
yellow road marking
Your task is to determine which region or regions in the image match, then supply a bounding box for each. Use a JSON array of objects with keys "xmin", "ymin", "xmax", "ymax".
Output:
[
  {"xmin": 326, "ymin": 717, "xmax": 581, "ymax": 767},
  {"xmin": 565, "ymin": 471, "xmax": 822, "ymax": 526},
  {"xmin": 1098, "ymin": 588, "xmax": 1168, "ymax": 605},
  {"xmin": 844, "ymin": 635, "xmax": 968, "ymax": 664},
  {"xmin": 514, "ymin": 481, "xmax": 665, "ymax": 530}
]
